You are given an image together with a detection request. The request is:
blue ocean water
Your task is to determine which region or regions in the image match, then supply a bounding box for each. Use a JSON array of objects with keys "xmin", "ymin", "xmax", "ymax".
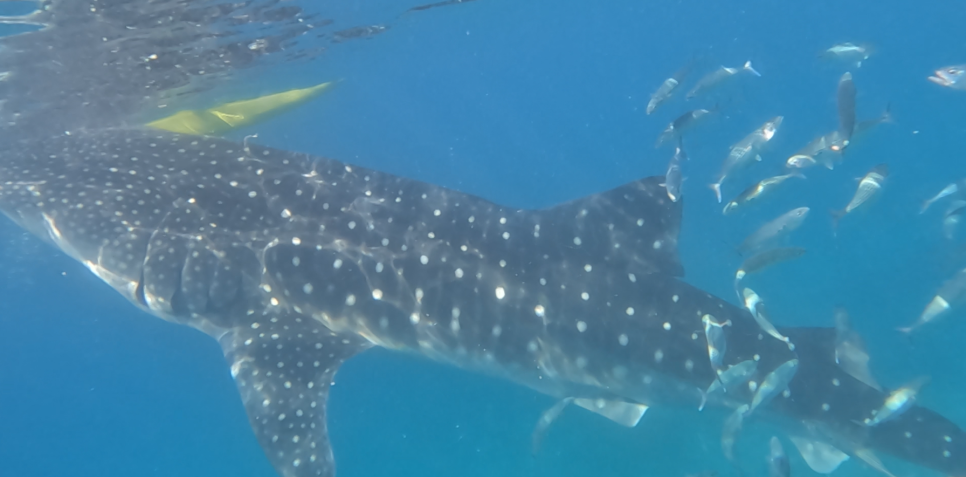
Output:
[{"xmin": 1, "ymin": 1, "xmax": 966, "ymax": 476}]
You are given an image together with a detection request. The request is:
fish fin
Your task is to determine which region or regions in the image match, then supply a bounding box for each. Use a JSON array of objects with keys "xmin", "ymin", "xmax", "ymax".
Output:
[
  {"xmin": 711, "ymin": 182, "xmax": 723, "ymax": 203},
  {"xmin": 857, "ymin": 60, "xmax": 863, "ymax": 68},
  {"xmin": 573, "ymin": 398, "xmax": 648, "ymax": 427},
  {"xmin": 855, "ymin": 448, "xmax": 898, "ymax": 477},
  {"xmin": 755, "ymin": 154, "xmax": 762, "ymax": 162},
  {"xmin": 836, "ymin": 340, "xmax": 882, "ymax": 391},
  {"xmin": 905, "ymin": 376, "xmax": 932, "ymax": 393},
  {"xmin": 543, "ymin": 175, "xmax": 683, "ymax": 276},
  {"xmin": 743, "ymin": 60, "xmax": 761, "ymax": 77},
  {"xmin": 830, "ymin": 208, "xmax": 846, "ymax": 231},
  {"xmin": 788, "ymin": 437, "xmax": 850, "ymax": 474},
  {"xmin": 697, "ymin": 387, "xmax": 708, "ymax": 411},
  {"xmin": 531, "ymin": 397, "xmax": 574, "ymax": 456},
  {"xmin": 220, "ymin": 316, "xmax": 370, "ymax": 477},
  {"xmin": 879, "ymin": 103, "xmax": 894, "ymax": 124}
]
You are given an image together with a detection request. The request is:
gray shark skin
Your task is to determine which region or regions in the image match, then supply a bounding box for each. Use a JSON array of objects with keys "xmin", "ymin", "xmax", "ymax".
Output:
[{"xmin": 1, "ymin": 128, "xmax": 965, "ymax": 477}]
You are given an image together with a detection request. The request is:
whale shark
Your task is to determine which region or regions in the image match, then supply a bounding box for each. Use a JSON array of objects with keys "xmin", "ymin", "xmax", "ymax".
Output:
[{"xmin": 0, "ymin": 2, "xmax": 964, "ymax": 477}]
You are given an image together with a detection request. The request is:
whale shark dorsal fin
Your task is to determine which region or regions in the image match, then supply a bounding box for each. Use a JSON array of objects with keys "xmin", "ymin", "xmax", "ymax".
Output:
[
  {"xmin": 789, "ymin": 436, "xmax": 850, "ymax": 474},
  {"xmin": 541, "ymin": 176, "xmax": 684, "ymax": 277},
  {"xmin": 221, "ymin": 311, "xmax": 370, "ymax": 477},
  {"xmin": 573, "ymin": 398, "xmax": 648, "ymax": 427}
]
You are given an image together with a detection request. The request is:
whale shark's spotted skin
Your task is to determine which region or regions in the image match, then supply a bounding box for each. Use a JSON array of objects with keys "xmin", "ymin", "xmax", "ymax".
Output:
[
  {"xmin": 1, "ymin": 1, "xmax": 966, "ymax": 477},
  {"xmin": 2, "ymin": 129, "xmax": 966, "ymax": 477}
]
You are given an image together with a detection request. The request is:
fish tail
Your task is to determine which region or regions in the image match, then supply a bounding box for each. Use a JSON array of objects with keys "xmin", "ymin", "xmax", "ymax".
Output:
[
  {"xmin": 655, "ymin": 131, "xmax": 671, "ymax": 148},
  {"xmin": 743, "ymin": 60, "xmax": 761, "ymax": 77},
  {"xmin": 710, "ymin": 182, "xmax": 723, "ymax": 203},
  {"xmin": 880, "ymin": 102, "xmax": 894, "ymax": 123},
  {"xmin": 830, "ymin": 208, "xmax": 846, "ymax": 232}
]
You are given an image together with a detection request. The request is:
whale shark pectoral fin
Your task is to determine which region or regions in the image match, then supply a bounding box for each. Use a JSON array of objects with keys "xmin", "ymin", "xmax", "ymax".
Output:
[
  {"xmin": 573, "ymin": 398, "xmax": 648, "ymax": 427},
  {"xmin": 789, "ymin": 436, "xmax": 850, "ymax": 474},
  {"xmin": 220, "ymin": 315, "xmax": 370, "ymax": 477}
]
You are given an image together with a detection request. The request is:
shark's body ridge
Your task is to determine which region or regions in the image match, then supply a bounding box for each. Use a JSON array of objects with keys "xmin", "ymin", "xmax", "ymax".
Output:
[{"xmin": 0, "ymin": 2, "xmax": 965, "ymax": 477}]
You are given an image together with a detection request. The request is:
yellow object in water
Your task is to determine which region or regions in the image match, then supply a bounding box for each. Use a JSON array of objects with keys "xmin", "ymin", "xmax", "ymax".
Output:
[{"xmin": 146, "ymin": 81, "xmax": 333, "ymax": 136}]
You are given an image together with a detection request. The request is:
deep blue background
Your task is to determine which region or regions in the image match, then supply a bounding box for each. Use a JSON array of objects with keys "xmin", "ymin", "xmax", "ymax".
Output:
[{"xmin": 2, "ymin": 1, "xmax": 966, "ymax": 476}]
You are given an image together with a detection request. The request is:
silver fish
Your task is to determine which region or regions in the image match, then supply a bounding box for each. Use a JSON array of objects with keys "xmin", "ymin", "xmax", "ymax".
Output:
[
  {"xmin": 922, "ymin": 182, "xmax": 961, "ymax": 214},
  {"xmin": 723, "ymin": 171, "xmax": 804, "ymax": 215},
  {"xmin": 737, "ymin": 206, "xmax": 810, "ymax": 254},
  {"xmin": 661, "ymin": 141, "xmax": 687, "ymax": 202},
  {"xmin": 929, "ymin": 65, "xmax": 966, "ymax": 91},
  {"xmin": 768, "ymin": 436, "xmax": 790, "ymax": 477},
  {"xmin": 712, "ymin": 116, "xmax": 784, "ymax": 202},
  {"xmin": 785, "ymin": 133, "xmax": 838, "ymax": 170},
  {"xmin": 899, "ymin": 267, "xmax": 966, "ymax": 333},
  {"xmin": 647, "ymin": 62, "xmax": 694, "ymax": 114},
  {"xmin": 647, "ymin": 78, "xmax": 680, "ymax": 115},
  {"xmin": 741, "ymin": 288, "xmax": 792, "ymax": 347},
  {"xmin": 700, "ymin": 360, "xmax": 759, "ymax": 411},
  {"xmin": 786, "ymin": 107, "xmax": 890, "ymax": 171},
  {"xmin": 722, "ymin": 404, "xmax": 750, "ymax": 462},
  {"xmin": 748, "ymin": 359, "xmax": 799, "ymax": 415},
  {"xmin": 823, "ymin": 42, "xmax": 871, "ymax": 68},
  {"xmin": 687, "ymin": 60, "xmax": 760, "ymax": 100},
  {"xmin": 656, "ymin": 107, "xmax": 715, "ymax": 147},
  {"xmin": 836, "ymin": 72, "xmax": 856, "ymax": 149},
  {"xmin": 785, "ymin": 153, "xmax": 819, "ymax": 170},
  {"xmin": 734, "ymin": 247, "xmax": 807, "ymax": 286},
  {"xmin": 702, "ymin": 314, "xmax": 731, "ymax": 377},
  {"xmin": 864, "ymin": 377, "xmax": 930, "ymax": 426},
  {"xmin": 944, "ymin": 200, "xmax": 966, "ymax": 240},
  {"xmin": 832, "ymin": 164, "xmax": 887, "ymax": 224}
]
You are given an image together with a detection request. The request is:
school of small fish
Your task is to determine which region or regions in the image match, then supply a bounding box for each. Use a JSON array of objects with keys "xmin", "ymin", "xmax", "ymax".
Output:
[{"xmin": 646, "ymin": 43, "xmax": 966, "ymax": 477}]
